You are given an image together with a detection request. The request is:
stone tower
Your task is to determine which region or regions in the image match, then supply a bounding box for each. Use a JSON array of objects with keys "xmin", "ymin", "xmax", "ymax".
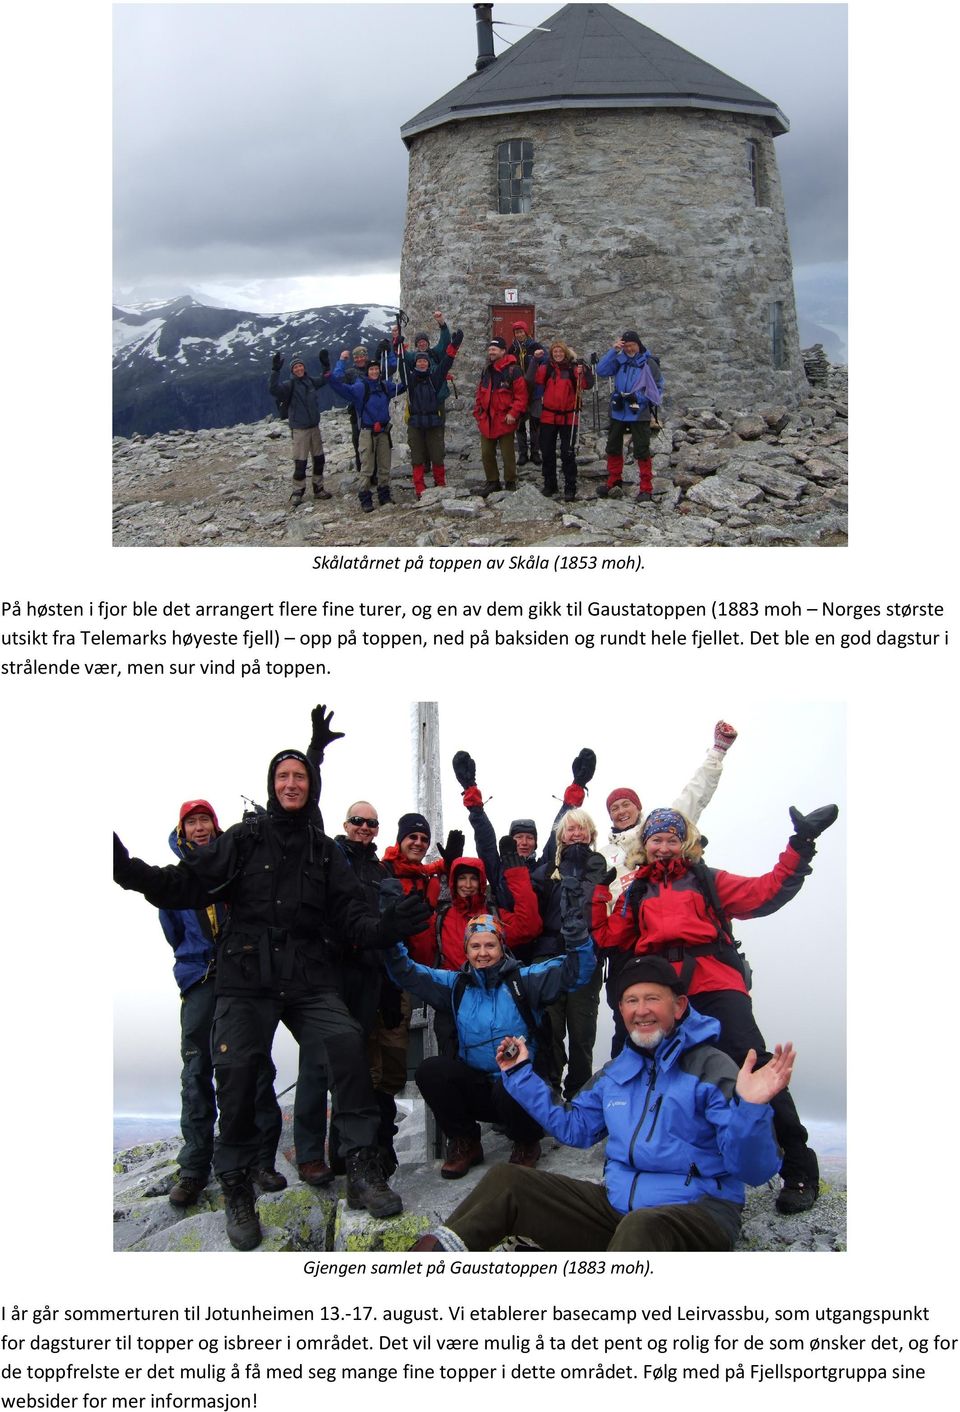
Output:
[{"xmin": 399, "ymin": 3, "xmax": 805, "ymax": 411}]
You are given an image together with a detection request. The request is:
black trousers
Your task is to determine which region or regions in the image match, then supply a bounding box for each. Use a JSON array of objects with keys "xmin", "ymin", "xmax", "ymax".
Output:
[
  {"xmin": 211, "ymin": 989, "xmax": 379, "ymax": 1175},
  {"xmin": 539, "ymin": 422, "xmax": 577, "ymax": 492},
  {"xmin": 691, "ymin": 989, "xmax": 817, "ymax": 1186},
  {"xmin": 415, "ymin": 1055, "xmax": 542, "ymax": 1145}
]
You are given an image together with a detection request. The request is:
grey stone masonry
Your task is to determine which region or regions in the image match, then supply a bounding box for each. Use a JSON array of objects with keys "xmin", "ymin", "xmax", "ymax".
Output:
[{"xmin": 401, "ymin": 106, "xmax": 805, "ymax": 412}]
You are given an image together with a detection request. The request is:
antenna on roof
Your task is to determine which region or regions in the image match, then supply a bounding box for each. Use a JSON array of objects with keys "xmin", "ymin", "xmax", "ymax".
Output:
[{"xmin": 474, "ymin": 4, "xmax": 549, "ymax": 71}]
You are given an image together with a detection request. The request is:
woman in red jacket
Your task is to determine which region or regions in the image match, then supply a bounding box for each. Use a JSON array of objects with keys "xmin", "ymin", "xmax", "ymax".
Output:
[
  {"xmin": 594, "ymin": 803, "xmax": 837, "ymax": 1216},
  {"xmin": 473, "ymin": 338, "xmax": 529, "ymax": 493},
  {"xmin": 532, "ymin": 341, "xmax": 595, "ymax": 502}
]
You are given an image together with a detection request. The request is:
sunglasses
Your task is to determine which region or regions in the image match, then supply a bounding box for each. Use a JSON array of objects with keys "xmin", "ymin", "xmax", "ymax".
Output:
[{"xmin": 347, "ymin": 816, "xmax": 379, "ymax": 829}]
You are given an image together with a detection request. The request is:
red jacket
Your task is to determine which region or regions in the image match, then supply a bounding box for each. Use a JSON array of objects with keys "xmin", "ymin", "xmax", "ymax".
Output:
[
  {"xmin": 381, "ymin": 847, "xmax": 445, "ymax": 966},
  {"xmin": 535, "ymin": 359, "xmax": 594, "ymax": 426},
  {"xmin": 594, "ymin": 843, "xmax": 811, "ymax": 996},
  {"xmin": 439, "ymin": 857, "xmax": 542, "ymax": 971},
  {"xmin": 473, "ymin": 355, "xmax": 528, "ymax": 438}
]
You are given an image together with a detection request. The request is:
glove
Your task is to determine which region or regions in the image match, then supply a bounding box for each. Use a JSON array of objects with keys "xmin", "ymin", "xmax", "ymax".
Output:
[
  {"xmin": 376, "ymin": 338, "xmax": 390, "ymax": 357},
  {"xmin": 451, "ymin": 328, "xmax": 464, "ymax": 349},
  {"xmin": 582, "ymin": 851, "xmax": 615, "ymax": 888},
  {"xmin": 499, "ymin": 835, "xmax": 522, "ymax": 871},
  {"xmin": 452, "ymin": 750, "xmax": 476, "ymax": 788},
  {"xmin": 437, "ymin": 829, "xmax": 465, "ymax": 871},
  {"xmin": 309, "ymin": 703, "xmax": 344, "ymax": 758},
  {"xmin": 788, "ymin": 804, "xmax": 839, "ymax": 842},
  {"xmin": 271, "ymin": 352, "xmax": 283, "ymax": 372},
  {"xmin": 378, "ymin": 977, "xmax": 404, "ymax": 1030},
  {"xmin": 571, "ymin": 748, "xmax": 596, "ymax": 787},
  {"xmin": 462, "ymin": 786, "xmax": 483, "ymax": 810},
  {"xmin": 113, "ymin": 832, "xmax": 131, "ymax": 881},
  {"xmin": 379, "ymin": 889, "xmax": 433, "ymax": 943},
  {"xmin": 318, "ymin": 348, "xmax": 331, "ymax": 371},
  {"xmin": 714, "ymin": 720, "xmax": 738, "ymax": 752},
  {"xmin": 558, "ymin": 842, "xmax": 591, "ymax": 878}
]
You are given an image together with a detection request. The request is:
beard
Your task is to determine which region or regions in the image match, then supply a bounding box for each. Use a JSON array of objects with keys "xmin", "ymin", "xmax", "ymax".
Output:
[{"xmin": 629, "ymin": 1026, "xmax": 664, "ymax": 1050}]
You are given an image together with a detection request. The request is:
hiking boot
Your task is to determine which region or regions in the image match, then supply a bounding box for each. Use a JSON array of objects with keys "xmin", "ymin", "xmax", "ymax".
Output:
[
  {"xmin": 252, "ymin": 1167, "xmax": 287, "ymax": 1192},
  {"xmin": 312, "ymin": 482, "xmax": 332, "ymax": 501},
  {"xmin": 563, "ymin": 489, "xmax": 577, "ymax": 502},
  {"xmin": 345, "ymin": 1147, "xmax": 403, "ymax": 1218},
  {"xmin": 377, "ymin": 485, "xmax": 393, "ymax": 506},
  {"xmin": 220, "ymin": 1171, "xmax": 262, "ymax": 1251},
  {"xmin": 289, "ymin": 485, "xmax": 306, "ymax": 508},
  {"xmin": 504, "ymin": 481, "xmax": 518, "ymax": 492},
  {"xmin": 541, "ymin": 483, "xmax": 558, "ymax": 498},
  {"xmin": 169, "ymin": 1172, "xmax": 207, "ymax": 1208},
  {"xmin": 298, "ymin": 1160, "xmax": 335, "ymax": 1188},
  {"xmin": 441, "ymin": 1136, "xmax": 484, "ymax": 1179},
  {"xmin": 358, "ymin": 491, "xmax": 374, "ymax": 513},
  {"xmin": 775, "ymin": 1181, "xmax": 820, "ymax": 1215},
  {"xmin": 478, "ymin": 481, "xmax": 501, "ymax": 497},
  {"xmin": 508, "ymin": 1140, "xmax": 541, "ymax": 1169},
  {"xmin": 531, "ymin": 453, "xmax": 542, "ymax": 466},
  {"xmin": 607, "ymin": 483, "xmax": 623, "ymax": 499},
  {"xmin": 636, "ymin": 490, "xmax": 653, "ymax": 503},
  {"xmin": 409, "ymin": 1234, "xmax": 443, "ymax": 1251}
]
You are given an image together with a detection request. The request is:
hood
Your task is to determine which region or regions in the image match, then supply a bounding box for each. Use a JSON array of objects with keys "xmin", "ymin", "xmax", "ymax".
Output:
[
  {"xmin": 266, "ymin": 748, "xmax": 321, "ymax": 824},
  {"xmin": 170, "ymin": 800, "xmax": 222, "ymax": 858},
  {"xmin": 449, "ymin": 855, "xmax": 487, "ymax": 910}
]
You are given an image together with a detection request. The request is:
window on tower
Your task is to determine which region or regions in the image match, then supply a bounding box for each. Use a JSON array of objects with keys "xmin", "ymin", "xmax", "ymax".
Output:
[
  {"xmin": 497, "ymin": 139, "xmax": 533, "ymax": 214},
  {"xmin": 768, "ymin": 300, "xmax": 785, "ymax": 368},
  {"xmin": 746, "ymin": 139, "xmax": 765, "ymax": 206}
]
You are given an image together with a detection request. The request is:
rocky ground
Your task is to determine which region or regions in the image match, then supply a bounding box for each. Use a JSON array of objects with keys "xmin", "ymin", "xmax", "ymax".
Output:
[
  {"xmin": 114, "ymin": 1099, "xmax": 846, "ymax": 1254},
  {"xmin": 112, "ymin": 367, "xmax": 847, "ymax": 549}
]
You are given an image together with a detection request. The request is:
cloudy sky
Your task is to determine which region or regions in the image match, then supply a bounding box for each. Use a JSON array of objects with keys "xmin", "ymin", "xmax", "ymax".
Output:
[
  {"xmin": 112, "ymin": 697, "xmax": 845, "ymax": 1131},
  {"xmin": 113, "ymin": 2, "xmax": 847, "ymax": 343}
]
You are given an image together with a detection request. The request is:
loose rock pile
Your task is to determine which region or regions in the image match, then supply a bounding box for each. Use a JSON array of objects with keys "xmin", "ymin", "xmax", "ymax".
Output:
[{"xmin": 113, "ymin": 366, "xmax": 847, "ymax": 548}]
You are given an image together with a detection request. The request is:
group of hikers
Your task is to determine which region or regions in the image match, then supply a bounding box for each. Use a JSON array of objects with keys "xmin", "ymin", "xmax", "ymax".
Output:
[
  {"xmin": 268, "ymin": 313, "xmax": 664, "ymax": 511},
  {"xmin": 113, "ymin": 708, "xmax": 838, "ymax": 1254}
]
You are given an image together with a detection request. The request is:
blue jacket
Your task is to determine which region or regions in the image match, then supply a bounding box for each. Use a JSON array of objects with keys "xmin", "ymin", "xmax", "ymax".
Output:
[
  {"xmin": 157, "ymin": 829, "xmax": 227, "ymax": 994},
  {"xmin": 503, "ymin": 1006, "xmax": 780, "ymax": 1214},
  {"xmin": 384, "ymin": 939, "xmax": 595, "ymax": 1075},
  {"xmin": 595, "ymin": 347, "xmax": 663, "ymax": 422},
  {"xmin": 330, "ymin": 360, "xmax": 401, "ymax": 429}
]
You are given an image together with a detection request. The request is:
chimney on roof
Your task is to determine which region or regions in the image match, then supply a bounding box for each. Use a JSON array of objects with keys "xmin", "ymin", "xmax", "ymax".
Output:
[{"xmin": 474, "ymin": 3, "xmax": 496, "ymax": 71}]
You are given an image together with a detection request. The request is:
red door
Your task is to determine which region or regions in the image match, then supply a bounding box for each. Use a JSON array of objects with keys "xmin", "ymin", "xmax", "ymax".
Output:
[{"xmin": 490, "ymin": 304, "xmax": 536, "ymax": 343}]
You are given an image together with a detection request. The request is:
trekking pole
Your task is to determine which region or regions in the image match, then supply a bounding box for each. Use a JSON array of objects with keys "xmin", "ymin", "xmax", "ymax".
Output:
[
  {"xmin": 590, "ymin": 352, "xmax": 600, "ymax": 433},
  {"xmin": 571, "ymin": 367, "xmax": 583, "ymax": 457}
]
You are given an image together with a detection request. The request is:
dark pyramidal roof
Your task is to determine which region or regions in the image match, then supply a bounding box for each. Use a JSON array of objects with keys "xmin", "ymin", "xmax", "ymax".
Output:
[{"xmin": 401, "ymin": 3, "xmax": 788, "ymax": 144}]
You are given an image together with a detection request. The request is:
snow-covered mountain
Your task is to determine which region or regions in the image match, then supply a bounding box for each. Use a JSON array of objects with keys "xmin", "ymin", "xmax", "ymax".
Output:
[{"xmin": 113, "ymin": 296, "xmax": 395, "ymax": 436}]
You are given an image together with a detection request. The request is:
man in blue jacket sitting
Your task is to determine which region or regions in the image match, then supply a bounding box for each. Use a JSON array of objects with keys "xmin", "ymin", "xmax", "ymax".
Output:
[{"xmin": 412, "ymin": 955, "xmax": 793, "ymax": 1251}]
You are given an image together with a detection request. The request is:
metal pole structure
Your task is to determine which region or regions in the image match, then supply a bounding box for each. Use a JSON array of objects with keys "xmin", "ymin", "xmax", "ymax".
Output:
[
  {"xmin": 414, "ymin": 701, "xmax": 444, "ymax": 858},
  {"xmin": 411, "ymin": 702, "xmax": 444, "ymax": 1157}
]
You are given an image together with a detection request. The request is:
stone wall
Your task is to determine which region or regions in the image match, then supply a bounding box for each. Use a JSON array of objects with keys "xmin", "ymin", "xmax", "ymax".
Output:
[{"xmin": 401, "ymin": 107, "xmax": 806, "ymax": 411}]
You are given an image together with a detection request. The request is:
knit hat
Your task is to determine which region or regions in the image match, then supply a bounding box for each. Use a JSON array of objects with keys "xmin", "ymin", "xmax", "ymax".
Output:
[
  {"xmin": 614, "ymin": 955, "xmax": 686, "ymax": 1001},
  {"xmin": 352, "ymin": 345, "xmax": 368, "ymax": 360},
  {"xmin": 290, "ymin": 353, "xmax": 306, "ymax": 371},
  {"xmin": 397, "ymin": 812, "xmax": 431, "ymax": 845},
  {"xmin": 414, "ymin": 331, "xmax": 430, "ymax": 348},
  {"xmin": 621, "ymin": 330, "xmax": 641, "ymax": 344},
  {"xmin": 509, "ymin": 817, "xmax": 537, "ymax": 841},
  {"xmin": 512, "ymin": 320, "xmax": 528, "ymax": 332},
  {"xmin": 641, "ymin": 808, "xmax": 687, "ymax": 843},
  {"xmin": 414, "ymin": 351, "xmax": 431, "ymax": 367},
  {"xmin": 178, "ymin": 799, "xmax": 220, "ymax": 833},
  {"xmin": 606, "ymin": 787, "xmax": 641, "ymax": 814},
  {"xmin": 488, "ymin": 337, "xmax": 507, "ymax": 350}
]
